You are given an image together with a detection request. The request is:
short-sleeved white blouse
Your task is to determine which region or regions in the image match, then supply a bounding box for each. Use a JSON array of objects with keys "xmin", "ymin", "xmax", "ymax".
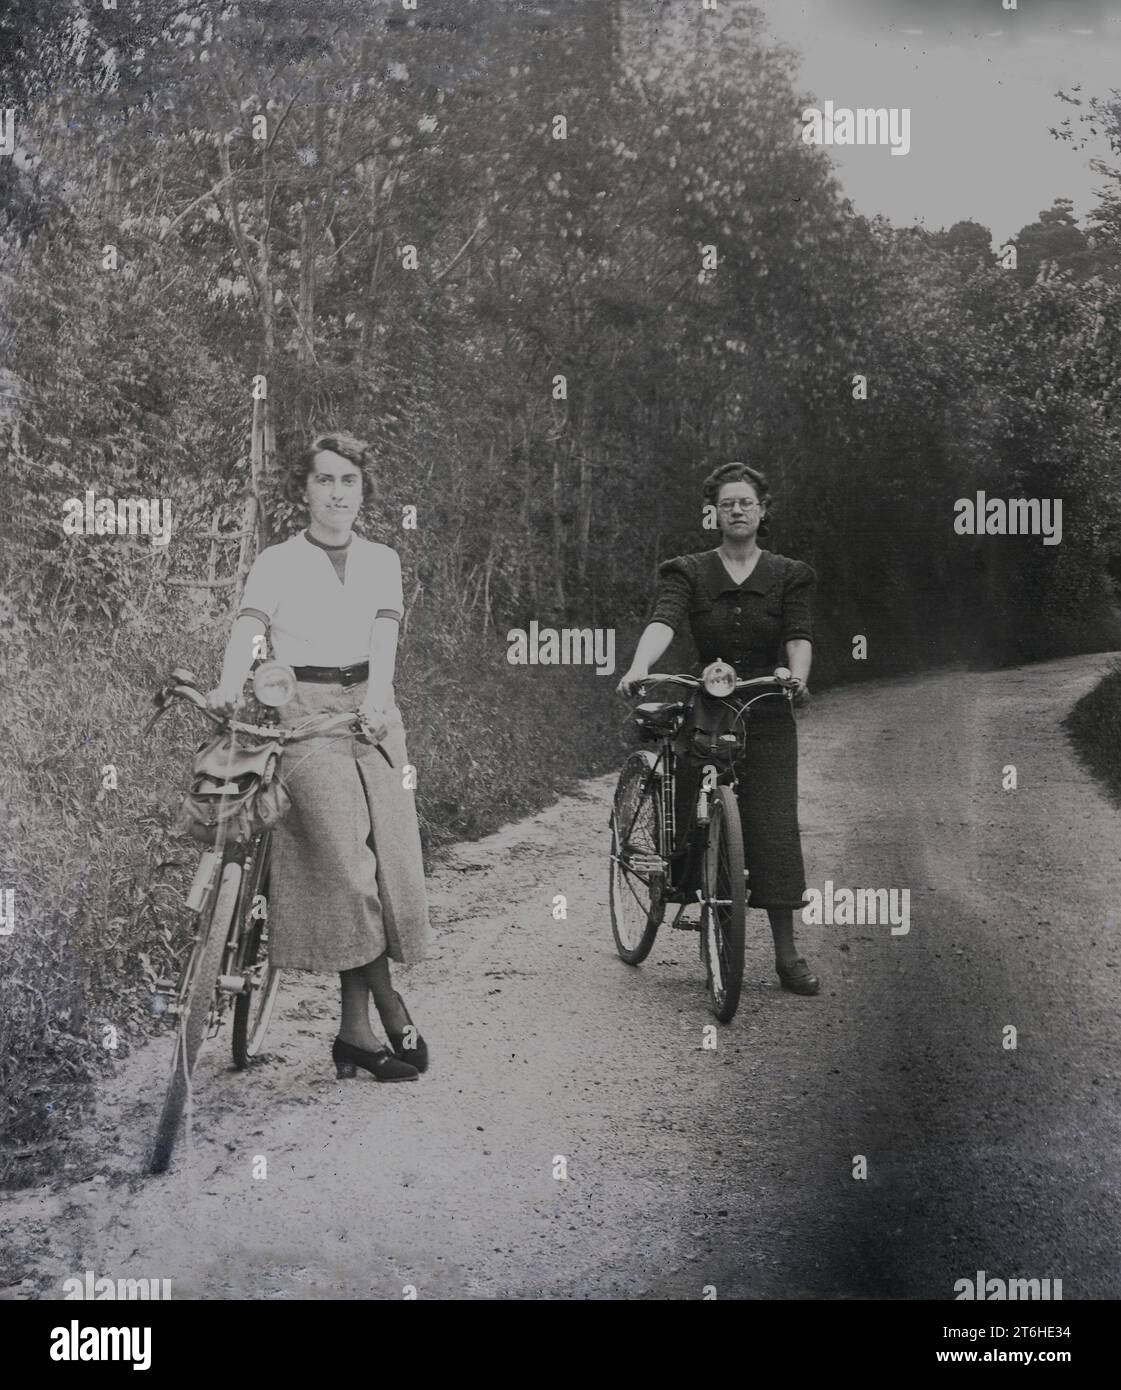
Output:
[{"xmin": 237, "ymin": 530, "xmax": 403, "ymax": 668}]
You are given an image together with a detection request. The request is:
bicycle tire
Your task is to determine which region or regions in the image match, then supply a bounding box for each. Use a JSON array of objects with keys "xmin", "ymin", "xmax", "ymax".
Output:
[
  {"xmin": 609, "ymin": 750, "xmax": 665, "ymax": 965},
  {"xmin": 149, "ymin": 860, "xmax": 242, "ymax": 1174},
  {"xmin": 232, "ymin": 837, "xmax": 280, "ymax": 1070},
  {"xmin": 701, "ymin": 786, "xmax": 746, "ymax": 1022}
]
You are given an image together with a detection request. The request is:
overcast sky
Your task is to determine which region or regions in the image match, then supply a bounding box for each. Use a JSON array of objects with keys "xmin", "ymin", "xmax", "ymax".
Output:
[{"xmin": 752, "ymin": 0, "xmax": 1121, "ymax": 243}]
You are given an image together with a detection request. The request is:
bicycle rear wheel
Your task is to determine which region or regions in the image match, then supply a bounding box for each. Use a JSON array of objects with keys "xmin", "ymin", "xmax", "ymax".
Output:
[
  {"xmin": 701, "ymin": 785, "xmax": 746, "ymax": 1022},
  {"xmin": 232, "ymin": 836, "xmax": 281, "ymax": 1070},
  {"xmin": 609, "ymin": 751, "xmax": 665, "ymax": 965},
  {"xmin": 150, "ymin": 859, "xmax": 241, "ymax": 1174}
]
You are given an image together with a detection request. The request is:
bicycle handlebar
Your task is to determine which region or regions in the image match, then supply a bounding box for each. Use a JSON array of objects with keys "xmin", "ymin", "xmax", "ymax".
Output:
[
  {"xmin": 638, "ymin": 668, "xmax": 797, "ymax": 695},
  {"xmin": 146, "ymin": 679, "xmax": 391, "ymax": 759}
]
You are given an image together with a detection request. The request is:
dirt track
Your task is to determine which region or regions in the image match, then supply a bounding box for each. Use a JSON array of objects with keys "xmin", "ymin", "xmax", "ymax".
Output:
[{"xmin": 4, "ymin": 653, "xmax": 1121, "ymax": 1299}]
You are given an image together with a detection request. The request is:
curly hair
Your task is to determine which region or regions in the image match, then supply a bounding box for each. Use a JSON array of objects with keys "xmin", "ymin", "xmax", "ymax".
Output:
[
  {"xmin": 702, "ymin": 461, "xmax": 772, "ymax": 539},
  {"xmin": 285, "ymin": 432, "xmax": 378, "ymax": 506}
]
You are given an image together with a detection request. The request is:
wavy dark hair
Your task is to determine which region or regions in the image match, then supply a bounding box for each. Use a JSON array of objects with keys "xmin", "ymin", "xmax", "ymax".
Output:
[
  {"xmin": 702, "ymin": 461, "xmax": 772, "ymax": 539},
  {"xmin": 284, "ymin": 432, "xmax": 378, "ymax": 507}
]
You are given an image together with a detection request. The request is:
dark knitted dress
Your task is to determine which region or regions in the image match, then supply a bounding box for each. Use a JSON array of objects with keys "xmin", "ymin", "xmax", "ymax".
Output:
[{"xmin": 647, "ymin": 548, "xmax": 816, "ymax": 909}]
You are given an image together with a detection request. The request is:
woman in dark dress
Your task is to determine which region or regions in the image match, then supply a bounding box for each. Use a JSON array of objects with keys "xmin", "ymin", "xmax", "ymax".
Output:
[{"xmin": 617, "ymin": 462, "xmax": 819, "ymax": 995}]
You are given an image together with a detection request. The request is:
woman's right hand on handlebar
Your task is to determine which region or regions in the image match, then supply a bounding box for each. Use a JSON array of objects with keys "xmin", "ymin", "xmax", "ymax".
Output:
[
  {"xmin": 616, "ymin": 668, "xmax": 648, "ymax": 699},
  {"xmin": 205, "ymin": 685, "xmax": 243, "ymax": 716}
]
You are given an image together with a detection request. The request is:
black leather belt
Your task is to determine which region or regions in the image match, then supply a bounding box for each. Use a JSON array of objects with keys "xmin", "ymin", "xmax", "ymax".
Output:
[{"xmin": 292, "ymin": 661, "xmax": 369, "ymax": 688}]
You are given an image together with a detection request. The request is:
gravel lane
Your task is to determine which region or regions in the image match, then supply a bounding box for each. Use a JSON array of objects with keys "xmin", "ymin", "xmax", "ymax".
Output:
[{"xmin": 3, "ymin": 653, "xmax": 1119, "ymax": 1299}]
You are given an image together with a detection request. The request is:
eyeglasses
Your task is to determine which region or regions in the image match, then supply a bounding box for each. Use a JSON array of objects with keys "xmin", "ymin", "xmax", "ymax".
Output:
[{"xmin": 716, "ymin": 499, "xmax": 761, "ymax": 513}]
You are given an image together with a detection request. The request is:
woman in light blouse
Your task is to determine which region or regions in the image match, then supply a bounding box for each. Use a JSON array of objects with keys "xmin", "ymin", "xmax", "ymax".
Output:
[{"xmin": 208, "ymin": 433, "xmax": 431, "ymax": 1081}]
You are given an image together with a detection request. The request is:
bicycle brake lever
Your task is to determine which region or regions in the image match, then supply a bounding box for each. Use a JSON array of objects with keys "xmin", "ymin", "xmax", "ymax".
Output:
[
  {"xmin": 358, "ymin": 733, "xmax": 394, "ymax": 767},
  {"xmin": 353, "ymin": 714, "xmax": 394, "ymax": 767}
]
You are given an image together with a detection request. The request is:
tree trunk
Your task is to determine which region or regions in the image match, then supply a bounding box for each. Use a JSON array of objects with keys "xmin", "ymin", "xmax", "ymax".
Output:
[
  {"xmin": 520, "ymin": 419, "xmax": 538, "ymax": 611},
  {"xmin": 297, "ymin": 200, "xmax": 316, "ymax": 366},
  {"xmin": 296, "ymin": 77, "xmax": 326, "ymax": 367},
  {"xmin": 259, "ymin": 396, "xmax": 274, "ymax": 548},
  {"xmin": 551, "ymin": 445, "xmax": 566, "ymax": 616},
  {"xmin": 575, "ymin": 379, "xmax": 596, "ymax": 595}
]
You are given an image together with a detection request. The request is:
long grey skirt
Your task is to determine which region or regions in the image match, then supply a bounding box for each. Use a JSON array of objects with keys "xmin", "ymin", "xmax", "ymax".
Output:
[{"xmin": 267, "ymin": 677, "xmax": 431, "ymax": 973}]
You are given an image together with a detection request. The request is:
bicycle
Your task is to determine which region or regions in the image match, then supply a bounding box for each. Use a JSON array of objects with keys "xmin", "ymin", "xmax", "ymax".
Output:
[
  {"xmin": 609, "ymin": 661, "xmax": 797, "ymax": 1022},
  {"xmin": 143, "ymin": 662, "xmax": 388, "ymax": 1174}
]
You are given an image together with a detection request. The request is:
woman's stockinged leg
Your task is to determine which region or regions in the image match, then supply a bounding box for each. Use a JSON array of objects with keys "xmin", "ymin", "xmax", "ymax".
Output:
[
  {"xmin": 338, "ymin": 955, "xmax": 410, "ymax": 1046},
  {"xmin": 363, "ymin": 953, "xmax": 410, "ymax": 1034},
  {"xmin": 338, "ymin": 965, "xmax": 384, "ymax": 1050},
  {"xmin": 766, "ymin": 907, "xmax": 820, "ymax": 996},
  {"xmin": 337, "ymin": 954, "xmax": 411, "ymax": 1047},
  {"xmin": 767, "ymin": 907, "xmax": 798, "ymax": 969},
  {"xmin": 364, "ymin": 953, "xmax": 429, "ymax": 1072}
]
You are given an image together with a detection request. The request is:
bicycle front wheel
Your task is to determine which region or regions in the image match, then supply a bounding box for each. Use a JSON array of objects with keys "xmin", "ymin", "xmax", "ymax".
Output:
[
  {"xmin": 701, "ymin": 785, "xmax": 746, "ymax": 1022},
  {"xmin": 609, "ymin": 751, "xmax": 665, "ymax": 965},
  {"xmin": 150, "ymin": 859, "xmax": 242, "ymax": 1175}
]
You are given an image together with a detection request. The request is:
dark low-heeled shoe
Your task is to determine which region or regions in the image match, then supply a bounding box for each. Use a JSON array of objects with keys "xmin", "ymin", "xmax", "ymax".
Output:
[
  {"xmin": 776, "ymin": 957, "xmax": 820, "ymax": 996},
  {"xmin": 332, "ymin": 1037, "xmax": 418, "ymax": 1082},
  {"xmin": 385, "ymin": 989, "xmax": 428, "ymax": 1074}
]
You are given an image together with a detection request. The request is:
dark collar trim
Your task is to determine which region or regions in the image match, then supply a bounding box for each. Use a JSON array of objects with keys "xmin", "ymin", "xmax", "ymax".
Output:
[{"xmin": 303, "ymin": 528, "xmax": 353, "ymax": 553}]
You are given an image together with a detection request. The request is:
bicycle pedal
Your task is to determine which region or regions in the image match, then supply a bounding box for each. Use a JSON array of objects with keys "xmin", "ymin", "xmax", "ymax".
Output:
[{"xmin": 217, "ymin": 973, "xmax": 247, "ymax": 995}]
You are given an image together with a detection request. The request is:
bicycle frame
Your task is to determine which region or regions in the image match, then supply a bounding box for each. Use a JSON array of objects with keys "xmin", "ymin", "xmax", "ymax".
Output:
[
  {"xmin": 220, "ymin": 829, "xmax": 271, "ymax": 1001},
  {"xmin": 627, "ymin": 669, "xmax": 796, "ymax": 917},
  {"xmin": 156, "ymin": 828, "xmax": 267, "ymax": 1022},
  {"xmin": 610, "ymin": 664, "xmax": 797, "ymax": 1019}
]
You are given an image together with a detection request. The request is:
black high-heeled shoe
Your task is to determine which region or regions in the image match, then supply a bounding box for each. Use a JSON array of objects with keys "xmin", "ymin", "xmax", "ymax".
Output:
[
  {"xmin": 384, "ymin": 990, "xmax": 429, "ymax": 1074},
  {"xmin": 776, "ymin": 957, "xmax": 820, "ymax": 996},
  {"xmin": 332, "ymin": 1037, "xmax": 418, "ymax": 1082}
]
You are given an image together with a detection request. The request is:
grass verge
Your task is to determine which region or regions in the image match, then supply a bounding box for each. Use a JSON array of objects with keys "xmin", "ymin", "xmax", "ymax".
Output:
[{"xmin": 1064, "ymin": 656, "xmax": 1121, "ymax": 808}]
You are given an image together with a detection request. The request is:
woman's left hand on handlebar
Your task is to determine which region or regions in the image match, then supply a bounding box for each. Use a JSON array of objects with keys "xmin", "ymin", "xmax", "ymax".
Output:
[{"xmin": 356, "ymin": 702, "xmax": 389, "ymax": 744}]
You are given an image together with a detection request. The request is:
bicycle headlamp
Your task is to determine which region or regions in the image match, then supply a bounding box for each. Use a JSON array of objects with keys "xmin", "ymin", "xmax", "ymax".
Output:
[
  {"xmin": 701, "ymin": 660, "xmax": 736, "ymax": 697},
  {"xmin": 774, "ymin": 666, "xmax": 792, "ymax": 683},
  {"xmin": 252, "ymin": 661, "xmax": 297, "ymax": 707}
]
